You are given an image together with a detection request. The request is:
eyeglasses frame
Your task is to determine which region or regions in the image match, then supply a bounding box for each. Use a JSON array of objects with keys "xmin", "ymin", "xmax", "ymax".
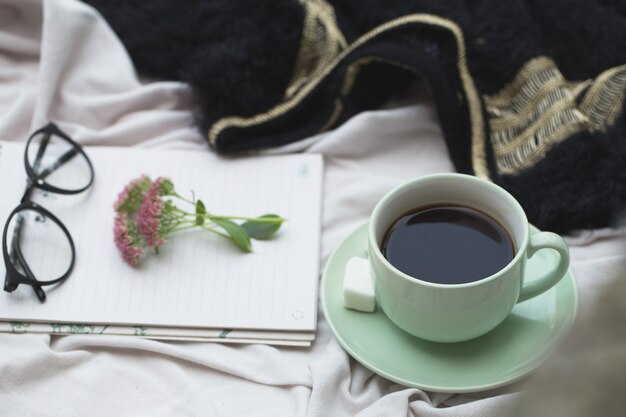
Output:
[{"xmin": 2, "ymin": 123, "xmax": 94, "ymax": 302}]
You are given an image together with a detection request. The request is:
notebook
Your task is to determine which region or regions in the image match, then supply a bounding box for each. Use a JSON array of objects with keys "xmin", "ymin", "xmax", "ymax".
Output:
[{"xmin": 0, "ymin": 141, "xmax": 323, "ymax": 346}]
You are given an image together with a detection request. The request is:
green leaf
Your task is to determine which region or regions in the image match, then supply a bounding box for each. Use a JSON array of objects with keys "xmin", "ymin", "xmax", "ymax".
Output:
[
  {"xmin": 213, "ymin": 219, "xmax": 252, "ymax": 252},
  {"xmin": 195, "ymin": 200, "xmax": 206, "ymax": 226},
  {"xmin": 241, "ymin": 214, "xmax": 284, "ymax": 240}
]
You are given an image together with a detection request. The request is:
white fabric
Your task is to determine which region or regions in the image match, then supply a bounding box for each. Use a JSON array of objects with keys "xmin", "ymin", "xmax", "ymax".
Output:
[{"xmin": 1, "ymin": 0, "xmax": 625, "ymax": 416}]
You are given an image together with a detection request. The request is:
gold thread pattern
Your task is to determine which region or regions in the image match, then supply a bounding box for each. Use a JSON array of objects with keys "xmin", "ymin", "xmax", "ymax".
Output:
[
  {"xmin": 285, "ymin": 0, "xmax": 347, "ymax": 99},
  {"xmin": 320, "ymin": 56, "xmax": 422, "ymax": 136},
  {"xmin": 494, "ymin": 109, "xmax": 589, "ymax": 173},
  {"xmin": 484, "ymin": 57, "xmax": 585, "ymax": 175},
  {"xmin": 484, "ymin": 57, "xmax": 626, "ymax": 175},
  {"xmin": 580, "ymin": 64, "xmax": 626, "ymax": 130},
  {"xmin": 319, "ymin": 99, "xmax": 344, "ymax": 132}
]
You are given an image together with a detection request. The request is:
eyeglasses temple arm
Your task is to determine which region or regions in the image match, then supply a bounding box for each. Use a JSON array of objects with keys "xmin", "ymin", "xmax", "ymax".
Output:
[
  {"xmin": 8, "ymin": 215, "xmax": 46, "ymax": 302},
  {"xmin": 31, "ymin": 131, "xmax": 51, "ymax": 175},
  {"xmin": 36, "ymin": 148, "xmax": 80, "ymax": 180},
  {"xmin": 13, "ymin": 246, "xmax": 46, "ymax": 302}
]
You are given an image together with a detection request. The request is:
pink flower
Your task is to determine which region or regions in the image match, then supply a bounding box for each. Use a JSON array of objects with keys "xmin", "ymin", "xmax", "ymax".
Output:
[
  {"xmin": 114, "ymin": 175, "xmax": 152, "ymax": 213},
  {"xmin": 137, "ymin": 177, "xmax": 166, "ymax": 248},
  {"xmin": 114, "ymin": 212, "xmax": 144, "ymax": 266},
  {"xmin": 113, "ymin": 173, "xmax": 283, "ymax": 267}
]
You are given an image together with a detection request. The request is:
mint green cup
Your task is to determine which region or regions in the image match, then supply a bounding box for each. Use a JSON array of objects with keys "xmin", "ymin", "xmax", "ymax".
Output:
[{"xmin": 368, "ymin": 173, "xmax": 569, "ymax": 343}]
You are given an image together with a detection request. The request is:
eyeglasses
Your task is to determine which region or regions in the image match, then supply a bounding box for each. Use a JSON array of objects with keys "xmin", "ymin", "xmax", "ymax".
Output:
[{"xmin": 2, "ymin": 123, "xmax": 94, "ymax": 302}]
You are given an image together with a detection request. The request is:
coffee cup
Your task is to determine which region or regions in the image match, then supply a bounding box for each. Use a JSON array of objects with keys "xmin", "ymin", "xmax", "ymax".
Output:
[{"xmin": 368, "ymin": 173, "xmax": 569, "ymax": 343}]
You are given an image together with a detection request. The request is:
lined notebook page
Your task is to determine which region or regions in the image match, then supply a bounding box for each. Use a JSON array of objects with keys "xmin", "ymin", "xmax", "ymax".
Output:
[{"xmin": 0, "ymin": 141, "xmax": 323, "ymax": 331}]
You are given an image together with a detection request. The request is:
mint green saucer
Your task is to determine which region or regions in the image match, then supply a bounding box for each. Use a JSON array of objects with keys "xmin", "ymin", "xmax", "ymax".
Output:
[{"xmin": 321, "ymin": 223, "xmax": 578, "ymax": 393}]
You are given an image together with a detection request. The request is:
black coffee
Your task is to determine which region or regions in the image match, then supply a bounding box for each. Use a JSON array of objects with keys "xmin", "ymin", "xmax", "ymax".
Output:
[{"xmin": 381, "ymin": 205, "xmax": 514, "ymax": 285}]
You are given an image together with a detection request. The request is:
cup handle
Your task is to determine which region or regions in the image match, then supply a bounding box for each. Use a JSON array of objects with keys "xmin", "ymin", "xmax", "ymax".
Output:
[{"xmin": 518, "ymin": 231, "xmax": 570, "ymax": 303}]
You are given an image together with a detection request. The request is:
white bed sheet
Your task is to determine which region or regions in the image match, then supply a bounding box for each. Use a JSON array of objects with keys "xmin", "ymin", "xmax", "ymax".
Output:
[{"xmin": 1, "ymin": 0, "xmax": 625, "ymax": 416}]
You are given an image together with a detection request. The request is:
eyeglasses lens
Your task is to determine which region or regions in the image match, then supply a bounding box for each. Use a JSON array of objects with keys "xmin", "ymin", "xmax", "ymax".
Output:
[
  {"xmin": 6, "ymin": 208, "xmax": 73, "ymax": 284},
  {"xmin": 26, "ymin": 131, "xmax": 92, "ymax": 192}
]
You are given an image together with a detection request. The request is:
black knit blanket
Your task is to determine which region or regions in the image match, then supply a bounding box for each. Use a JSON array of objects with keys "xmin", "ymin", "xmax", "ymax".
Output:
[{"xmin": 85, "ymin": 0, "xmax": 626, "ymax": 234}]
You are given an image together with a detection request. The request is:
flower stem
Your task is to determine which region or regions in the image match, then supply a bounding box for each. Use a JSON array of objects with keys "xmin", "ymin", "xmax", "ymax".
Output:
[
  {"xmin": 173, "ymin": 193, "xmax": 196, "ymax": 206},
  {"xmin": 207, "ymin": 214, "xmax": 285, "ymax": 223},
  {"xmin": 169, "ymin": 224, "xmax": 198, "ymax": 233},
  {"xmin": 169, "ymin": 222, "xmax": 230, "ymax": 239},
  {"xmin": 169, "ymin": 208, "xmax": 285, "ymax": 224}
]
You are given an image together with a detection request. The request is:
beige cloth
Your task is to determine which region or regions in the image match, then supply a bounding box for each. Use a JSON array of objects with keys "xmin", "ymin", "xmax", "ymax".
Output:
[{"xmin": 1, "ymin": 0, "xmax": 625, "ymax": 416}]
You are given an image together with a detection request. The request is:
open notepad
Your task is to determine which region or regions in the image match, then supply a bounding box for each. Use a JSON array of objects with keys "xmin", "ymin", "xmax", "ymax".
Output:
[{"xmin": 0, "ymin": 141, "xmax": 323, "ymax": 346}]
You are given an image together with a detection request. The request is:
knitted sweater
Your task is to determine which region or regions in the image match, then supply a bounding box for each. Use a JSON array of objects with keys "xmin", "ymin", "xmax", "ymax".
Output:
[{"xmin": 85, "ymin": 0, "xmax": 626, "ymax": 234}]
